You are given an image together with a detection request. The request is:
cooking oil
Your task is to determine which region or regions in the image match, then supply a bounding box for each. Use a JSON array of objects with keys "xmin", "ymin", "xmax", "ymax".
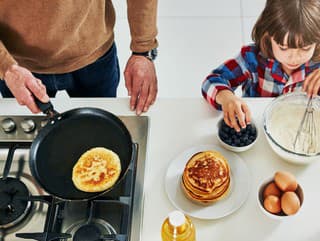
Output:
[{"xmin": 161, "ymin": 210, "xmax": 196, "ymax": 241}]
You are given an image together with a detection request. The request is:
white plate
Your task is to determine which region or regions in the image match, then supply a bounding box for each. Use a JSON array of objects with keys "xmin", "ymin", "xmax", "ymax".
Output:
[{"xmin": 165, "ymin": 144, "xmax": 251, "ymax": 220}]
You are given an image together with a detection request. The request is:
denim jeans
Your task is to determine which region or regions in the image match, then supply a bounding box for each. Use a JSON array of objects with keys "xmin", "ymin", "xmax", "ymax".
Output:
[{"xmin": 0, "ymin": 43, "xmax": 120, "ymax": 98}]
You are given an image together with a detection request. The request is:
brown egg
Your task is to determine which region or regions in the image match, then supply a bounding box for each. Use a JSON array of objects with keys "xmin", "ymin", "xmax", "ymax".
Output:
[
  {"xmin": 281, "ymin": 191, "xmax": 300, "ymax": 215},
  {"xmin": 274, "ymin": 171, "xmax": 298, "ymax": 192},
  {"xmin": 263, "ymin": 182, "xmax": 282, "ymax": 198},
  {"xmin": 264, "ymin": 195, "xmax": 281, "ymax": 214}
]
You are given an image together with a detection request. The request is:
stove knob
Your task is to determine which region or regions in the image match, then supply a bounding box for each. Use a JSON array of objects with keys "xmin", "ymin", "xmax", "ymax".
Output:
[
  {"xmin": 1, "ymin": 118, "xmax": 16, "ymax": 133},
  {"xmin": 21, "ymin": 119, "xmax": 36, "ymax": 133}
]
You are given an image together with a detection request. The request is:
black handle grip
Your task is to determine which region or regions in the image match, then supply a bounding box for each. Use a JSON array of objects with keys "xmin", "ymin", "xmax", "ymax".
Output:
[{"xmin": 35, "ymin": 99, "xmax": 54, "ymax": 114}]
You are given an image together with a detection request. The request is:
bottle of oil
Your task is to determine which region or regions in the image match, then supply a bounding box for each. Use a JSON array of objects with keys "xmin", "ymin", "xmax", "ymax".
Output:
[{"xmin": 161, "ymin": 210, "xmax": 196, "ymax": 241}]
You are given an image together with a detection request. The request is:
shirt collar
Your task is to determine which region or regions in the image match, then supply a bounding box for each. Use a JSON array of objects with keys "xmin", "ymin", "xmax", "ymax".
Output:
[{"xmin": 258, "ymin": 51, "xmax": 307, "ymax": 84}]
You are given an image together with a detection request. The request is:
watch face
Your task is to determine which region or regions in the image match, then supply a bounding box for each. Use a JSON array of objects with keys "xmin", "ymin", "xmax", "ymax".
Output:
[{"xmin": 150, "ymin": 48, "xmax": 158, "ymax": 60}]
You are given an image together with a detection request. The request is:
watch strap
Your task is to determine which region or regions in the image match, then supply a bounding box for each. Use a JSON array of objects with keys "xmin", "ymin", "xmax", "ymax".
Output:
[{"xmin": 132, "ymin": 48, "xmax": 157, "ymax": 61}]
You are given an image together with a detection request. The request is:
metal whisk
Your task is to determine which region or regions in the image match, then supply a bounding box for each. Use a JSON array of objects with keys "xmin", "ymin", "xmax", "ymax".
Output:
[{"xmin": 293, "ymin": 97, "xmax": 318, "ymax": 154}]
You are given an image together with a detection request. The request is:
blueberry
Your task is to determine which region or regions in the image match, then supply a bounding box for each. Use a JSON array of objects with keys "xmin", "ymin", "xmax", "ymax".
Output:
[
  {"xmin": 234, "ymin": 138, "xmax": 240, "ymax": 146},
  {"xmin": 225, "ymin": 139, "xmax": 232, "ymax": 145},
  {"xmin": 222, "ymin": 126, "xmax": 230, "ymax": 133},
  {"xmin": 240, "ymin": 136, "xmax": 246, "ymax": 143}
]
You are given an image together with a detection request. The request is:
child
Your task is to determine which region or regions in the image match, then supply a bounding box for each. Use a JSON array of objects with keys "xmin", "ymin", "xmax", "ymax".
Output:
[{"xmin": 201, "ymin": 0, "xmax": 320, "ymax": 132}]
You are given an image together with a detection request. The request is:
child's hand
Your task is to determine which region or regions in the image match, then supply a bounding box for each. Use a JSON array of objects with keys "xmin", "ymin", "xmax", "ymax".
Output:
[
  {"xmin": 303, "ymin": 68, "xmax": 320, "ymax": 97},
  {"xmin": 216, "ymin": 90, "xmax": 251, "ymax": 132}
]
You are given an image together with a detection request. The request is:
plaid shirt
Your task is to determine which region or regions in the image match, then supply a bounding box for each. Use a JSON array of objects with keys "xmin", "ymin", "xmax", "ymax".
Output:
[{"xmin": 202, "ymin": 44, "xmax": 320, "ymax": 109}]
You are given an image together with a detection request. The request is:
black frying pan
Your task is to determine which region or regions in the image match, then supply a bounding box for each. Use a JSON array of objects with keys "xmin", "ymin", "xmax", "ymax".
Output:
[{"xmin": 29, "ymin": 101, "xmax": 135, "ymax": 201}]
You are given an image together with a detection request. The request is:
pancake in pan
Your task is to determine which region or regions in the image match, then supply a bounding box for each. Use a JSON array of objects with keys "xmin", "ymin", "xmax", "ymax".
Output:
[{"xmin": 72, "ymin": 147, "xmax": 121, "ymax": 192}]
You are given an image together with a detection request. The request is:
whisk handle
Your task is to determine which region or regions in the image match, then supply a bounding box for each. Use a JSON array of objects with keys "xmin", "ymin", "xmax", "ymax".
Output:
[{"xmin": 293, "ymin": 97, "xmax": 313, "ymax": 148}]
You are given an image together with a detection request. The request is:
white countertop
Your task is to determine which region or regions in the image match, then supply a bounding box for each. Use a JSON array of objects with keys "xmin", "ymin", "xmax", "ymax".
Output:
[{"xmin": 1, "ymin": 97, "xmax": 319, "ymax": 241}]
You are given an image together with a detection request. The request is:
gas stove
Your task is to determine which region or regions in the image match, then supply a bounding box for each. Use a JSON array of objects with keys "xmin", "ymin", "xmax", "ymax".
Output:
[{"xmin": 0, "ymin": 115, "xmax": 148, "ymax": 241}]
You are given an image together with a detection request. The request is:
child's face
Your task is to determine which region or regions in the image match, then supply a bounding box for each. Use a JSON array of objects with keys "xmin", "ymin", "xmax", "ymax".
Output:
[{"xmin": 271, "ymin": 35, "xmax": 316, "ymax": 74}]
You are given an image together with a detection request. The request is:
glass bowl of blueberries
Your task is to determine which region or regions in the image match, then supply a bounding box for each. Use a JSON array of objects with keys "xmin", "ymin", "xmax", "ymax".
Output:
[{"xmin": 217, "ymin": 118, "xmax": 258, "ymax": 152}]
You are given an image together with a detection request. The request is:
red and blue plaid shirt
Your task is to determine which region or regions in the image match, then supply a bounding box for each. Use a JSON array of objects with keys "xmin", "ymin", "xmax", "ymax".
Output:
[{"xmin": 202, "ymin": 44, "xmax": 320, "ymax": 109}]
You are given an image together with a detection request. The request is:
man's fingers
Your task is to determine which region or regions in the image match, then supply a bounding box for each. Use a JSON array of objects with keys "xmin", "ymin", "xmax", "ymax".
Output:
[
  {"xmin": 26, "ymin": 78, "xmax": 49, "ymax": 102},
  {"xmin": 143, "ymin": 84, "xmax": 157, "ymax": 112},
  {"xmin": 124, "ymin": 70, "xmax": 132, "ymax": 96},
  {"xmin": 135, "ymin": 82, "xmax": 149, "ymax": 115},
  {"xmin": 16, "ymin": 90, "xmax": 40, "ymax": 113},
  {"xmin": 129, "ymin": 83, "xmax": 140, "ymax": 111},
  {"xmin": 24, "ymin": 95, "xmax": 40, "ymax": 113}
]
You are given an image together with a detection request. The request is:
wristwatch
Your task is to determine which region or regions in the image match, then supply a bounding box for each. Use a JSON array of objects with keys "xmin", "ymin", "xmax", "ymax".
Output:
[{"xmin": 132, "ymin": 48, "xmax": 158, "ymax": 61}]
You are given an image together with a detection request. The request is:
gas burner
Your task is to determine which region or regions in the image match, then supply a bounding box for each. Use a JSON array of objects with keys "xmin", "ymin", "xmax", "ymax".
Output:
[
  {"xmin": 0, "ymin": 172, "xmax": 44, "ymax": 236},
  {"xmin": 73, "ymin": 224, "xmax": 104, "ymax": 241},
  {"xmin": 0, "ymin": 177, "xmax": 32, "ymax": 229},
  {"xmin": 66, "ymin": 219, "xmax": 116, "ymax": 241}
]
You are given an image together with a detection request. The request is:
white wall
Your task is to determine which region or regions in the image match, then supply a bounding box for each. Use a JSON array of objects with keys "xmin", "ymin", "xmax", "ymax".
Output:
[{"xmin": 113, "ymin": 0, "xmax": 266, "ymax": 98}]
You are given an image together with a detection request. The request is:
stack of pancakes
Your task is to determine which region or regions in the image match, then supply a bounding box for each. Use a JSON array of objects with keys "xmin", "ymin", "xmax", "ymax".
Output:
[{"xmin": 181, "ymin": 150, "xmax": 230, "ymax": 204}]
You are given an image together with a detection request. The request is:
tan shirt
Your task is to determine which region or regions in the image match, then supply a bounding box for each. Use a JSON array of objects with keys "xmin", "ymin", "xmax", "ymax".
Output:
[{"xmin": 0, "ymin": 0, "xmax": 158, "ymax": 79}]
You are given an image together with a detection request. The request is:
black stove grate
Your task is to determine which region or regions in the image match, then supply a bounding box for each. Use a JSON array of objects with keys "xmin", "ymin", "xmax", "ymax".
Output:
[{"xmin": 0, "ymin": 142, "xmax": 137, "ymax": 241}]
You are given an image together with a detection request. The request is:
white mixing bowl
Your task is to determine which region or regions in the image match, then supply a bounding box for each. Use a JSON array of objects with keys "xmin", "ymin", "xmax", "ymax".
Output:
[{"xmin": 263, "ymin": 92, "xmax": 320, "ymax": 165}]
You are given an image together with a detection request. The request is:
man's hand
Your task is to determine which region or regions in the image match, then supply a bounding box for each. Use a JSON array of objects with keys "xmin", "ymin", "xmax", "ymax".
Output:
[
  {"xmin": 4, "ymin": 64, "xmax": 49, "ymax": 113},
  {"xmin": 216, "ymin": 89, "xmax": 251, "ymax": 132},
  {"xmin": 124, "ymin": 55, "xmax": 158, "ymax": 115}
]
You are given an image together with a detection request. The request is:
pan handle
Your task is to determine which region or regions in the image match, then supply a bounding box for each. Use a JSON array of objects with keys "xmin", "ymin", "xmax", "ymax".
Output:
[{"xmin": 35, "ymin": 99, "xmax": 59, "ymax": 118}]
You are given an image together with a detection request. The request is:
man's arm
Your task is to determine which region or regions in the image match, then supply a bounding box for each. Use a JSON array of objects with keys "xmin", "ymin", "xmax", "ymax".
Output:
[
  {"xmin": 124, "ymin": 0, "xmax": 159, "ymax": 115},
  {"xmin": 127, "ymin": 0, "xmax": 158, "ymax": 52},
  {"xmin": 0, "ymin": 41, "xmax": 17, "ymax": 80}
]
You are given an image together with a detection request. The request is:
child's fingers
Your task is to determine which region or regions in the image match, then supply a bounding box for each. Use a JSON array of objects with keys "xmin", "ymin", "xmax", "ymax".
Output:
[
  {"xmin": 235, "ymin": 107, "xmax": 246, "ymax": 129},
  {"xmin": 229, "ymin": 110, "xmax": 241, "ymax": 132},
  {"xmin": 310, "ymin": 70, "xmax": 320, "ymax": 96},
  {"xmin": 303, "ymin": 72, "xmax": 312, "ymax": 92},
  {"xmin": 304, "ymin": 69, "xmax": 320, "ymax": 96},
  {"xmin": 305, "ymin": 74, "xmax": 316, "ymax": 96},
  {"xmin": 223, "ymin": 111, "xmax": 232, "ymax": 127},
  {"xmin": 242, "ymin": 103, "xmax": 251, "ymax": 124},
  {"xmin": 312, "ymin": 79, "xmax": 320, "ymax": 96}
]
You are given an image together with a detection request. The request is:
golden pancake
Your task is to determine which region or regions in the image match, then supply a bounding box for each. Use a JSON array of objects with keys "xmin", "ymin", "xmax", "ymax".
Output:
[
  {"xmin": 181, "ymin": 150, "xmax": 230, "ymax": 204},
  {"xmin": 72, "ymin": 147, "xmax": 121, "ymax": 192}
]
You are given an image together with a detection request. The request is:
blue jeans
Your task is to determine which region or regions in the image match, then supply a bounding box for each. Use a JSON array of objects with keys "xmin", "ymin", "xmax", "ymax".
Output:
[{"xmin": 0, "ymin": 43, "xmax": 120, "ymax": 98}]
